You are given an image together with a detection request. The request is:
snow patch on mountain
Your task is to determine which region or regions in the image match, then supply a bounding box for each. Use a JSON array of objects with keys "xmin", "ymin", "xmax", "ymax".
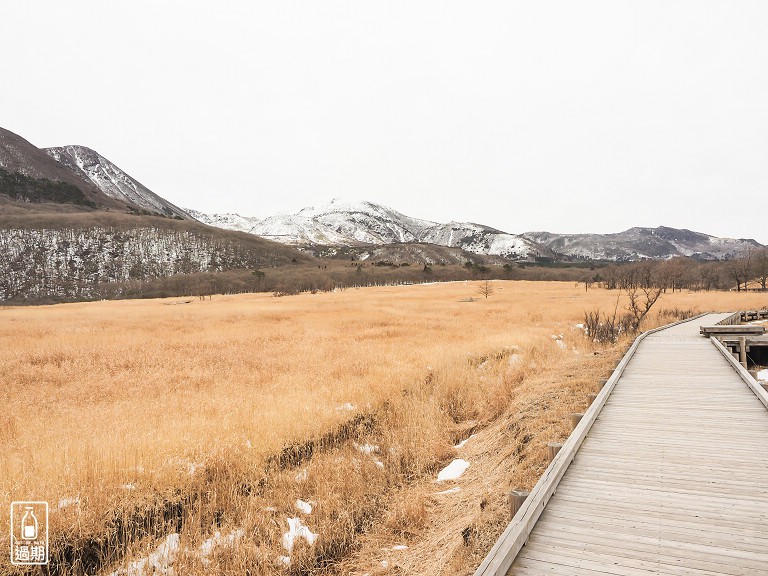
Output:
[
  {"xmin": 45, "ymin": 145, "xmax": 190, "ymax": 219},
  {"xmin": 185, "ymin": 199, "xmax": 546, "ymax": 260},
  {"xmin": 183, "ymin": 208, "xmax": 261, "ymax": 233},
  {"xmin": 524, "ymin": 227, "xmax": 760, "ymax": 261}
]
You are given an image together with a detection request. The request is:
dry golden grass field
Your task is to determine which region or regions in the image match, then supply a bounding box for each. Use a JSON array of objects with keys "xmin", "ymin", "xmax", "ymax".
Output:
[{"xmin": 1, "ymin": 281, "xmax": 766, "ymax": 575}]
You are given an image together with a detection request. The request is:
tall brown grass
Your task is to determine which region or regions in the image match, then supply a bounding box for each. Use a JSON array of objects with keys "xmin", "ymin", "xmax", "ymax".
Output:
[{"xmin": 1, "ymin": 281, "xmax": 765, "ymax": 575}]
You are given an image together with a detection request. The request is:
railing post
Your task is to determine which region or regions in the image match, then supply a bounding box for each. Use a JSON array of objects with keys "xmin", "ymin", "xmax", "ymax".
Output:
[
  {"xmin": 569, "ymin": 413, "xmax": 584, "ymax": 432},
  {"xmin": 546, "ymin": 442, "xmax": 563, "ymax": 463},
  {"xmin": 509, "ymin": 490, "xmax": 530, "ymax": 520},
  {"xmin": 595, "ymin": 378, "xmax": 608, "ymax": 392}
]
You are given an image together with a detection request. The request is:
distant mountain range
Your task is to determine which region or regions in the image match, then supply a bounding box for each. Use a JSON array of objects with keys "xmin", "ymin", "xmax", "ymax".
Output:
[
  {"xmin": 186, "ymin": 199, "xmax": 551, "ymax": 260},
  {"xmin": 186, "ymin": 201, "xmax": 761, "ymax": 262},
  {"xmin": 524, "ymin": 228, "xmax": 762, "ymax": 262},
  {"xmin": 1, "ymin": 123, "xmax": 764, "ymax": 303}
]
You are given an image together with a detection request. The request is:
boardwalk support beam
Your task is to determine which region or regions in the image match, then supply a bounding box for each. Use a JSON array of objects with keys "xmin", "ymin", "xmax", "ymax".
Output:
[{"xmin": 739, "ymin": 336, "xmax": 748, "ymax": 368}]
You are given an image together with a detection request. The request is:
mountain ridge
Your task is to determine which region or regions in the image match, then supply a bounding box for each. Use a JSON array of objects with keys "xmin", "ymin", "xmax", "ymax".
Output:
[
  {"xmin": 522, "ymin": 226, "xmax": 761, "ymax": 261},
  {"xmin": 45, "ymin": 145, "xmax": 191, "ymax": 220},
  {"xmin": 186, "ymin": 200, "xmax": 761, "ymax": 262},
  {"xmin": 187, "ymin": 198, "xmax": 551, "ymax": 261}
]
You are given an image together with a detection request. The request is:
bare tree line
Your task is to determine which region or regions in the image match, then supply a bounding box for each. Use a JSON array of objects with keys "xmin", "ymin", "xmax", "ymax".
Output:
[{"xmin": 583, "ymin": 248, "xmax": 768, "ymax": 294}]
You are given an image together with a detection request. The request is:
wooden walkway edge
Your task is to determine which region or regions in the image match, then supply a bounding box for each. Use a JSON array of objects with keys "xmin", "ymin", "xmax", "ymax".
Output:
[{"xmin": 474, "ymin": 312, "xmax": 768, "ymax": 576}]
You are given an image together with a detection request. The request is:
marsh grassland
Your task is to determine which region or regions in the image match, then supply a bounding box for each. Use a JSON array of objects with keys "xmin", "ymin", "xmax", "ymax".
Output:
[{"xmin": 1, "ymin": 281, "xmax": 765, "ymax": 575}]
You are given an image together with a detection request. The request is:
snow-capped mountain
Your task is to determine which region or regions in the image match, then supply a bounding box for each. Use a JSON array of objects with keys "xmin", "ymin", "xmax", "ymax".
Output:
[
  {"xmin": 182, "ymin": 208, "xmax": 261, "ymax": 233},
  {"xmin": 45, "ymin": 145, "xmax": 191, "ymax": 219},
  {"xmin": 523, "ymin": 227, "xmax": 761, "ymax": 261},
  {"xmin": 185, "ymin": 199, "xmax": 548, "ymax": 260}
]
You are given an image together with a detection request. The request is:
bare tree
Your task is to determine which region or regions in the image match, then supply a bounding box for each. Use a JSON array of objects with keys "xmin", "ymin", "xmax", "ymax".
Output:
[
  {"xmin": 476, "ymin": 280, "xmax": 494, "ymax": 299},
  {"xmin": 658, "ymin": 257, "xmax": 693, "ymax": 293},
  {"xmin": 727, "ymin": 249, "xmax": 753, "ymax": 292},
  {"xmin": 754, "ymin": 248, "xmax": 768, "ymax": 291},
  {"xmin": 698, "ymin": 263, "xmax": 722, "ymax": 291},
  {"xmin": 625, "ymin": 283, "xmax": 664, "ymax": 332}
]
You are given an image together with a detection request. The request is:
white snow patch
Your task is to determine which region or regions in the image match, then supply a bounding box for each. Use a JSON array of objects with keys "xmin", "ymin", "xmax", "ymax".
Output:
[
  {"xmin": 282, "ymin": 517, "xmax": 318, "ymax": 554},
  {"xmin": 353, "ymin": 442, "xmax": 379, "ymax": 454},
  {"xmin": 199, "ymin": 529, "xmax": 244, "ymax": 565},
  {"xmin": 434, "ymin": 486, "xmax": 462, "ymax": 495},
  {"xmin": 278, "ymin": 555, "xmax": 291, "ymax": 567},
  {"xmin": 58, "ymin": 496, "xmax": 79, "ymax": 509},
  {"xmin": 758, "ymin": 369, "xmax": 768, "ymax": 381},
  {"xmin": 295, "ymin": 499, "xmax": 313, "ymax": 514},
  {"xmin": 454, "ymin": 434, "xmax": 476, "ymax": 449},
  {"xmin": 381, "ymin": 560, "xmax": 390, "ymax": 568},
  {"xmin": 121, "ymin": 483, "xmax": 136, "ymax": 491},
  {"xmin": 374, "ymin": 460, "xmax": 385, "ymax": 468},
  {"xmin": 108, "ymin": 533, "xmax": 180, "ymax": 576},
  {"xmin": 335, "ymin": 402, "xmax": 355, "ymax": 411},
  {"xmin": 391, "ymin": 545, "xmax": 408, "ymax": 551},
  {"xmin": 295, "ymin": 469, "xmax": 308, "ymax": 482},
  {"xmin": 437, "ymin": 459, "xmax": 470, "ymax": 481}
]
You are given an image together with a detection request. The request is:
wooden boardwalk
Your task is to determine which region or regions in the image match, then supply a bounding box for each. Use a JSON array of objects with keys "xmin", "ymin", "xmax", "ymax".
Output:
[{"xmin": 487, "ymin": 313, "xmax": 768, "ymax": 576}]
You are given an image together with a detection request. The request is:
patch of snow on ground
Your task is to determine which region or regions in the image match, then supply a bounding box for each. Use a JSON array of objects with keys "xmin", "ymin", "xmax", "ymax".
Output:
[
  {"xmin": 295, "ymin": 469, "xmax": 308, "ymax": 482},
  {"xmin": 374, "ymin": 460, "xmax": 385, "ymax": 468},
  {"xmin": 437, "ymin": 459, "xmax": 470, "ymax": 481},
  {"xmin": 121, "ymin": 483, "xmax": 136, "ymax": 491},
  {"xmin": 278, "ymin": 555, "xmax": 291, "ymax": 567},
  {"xmin": 434, "ymin": 486, "xmax": 462, "ymax": 495},
  {"xmin": 354, "ymin": 442, "xmax": 379, "ymax": 454},
  {"xmin": 58, "ymin": 496, "xmax": 79, "ymax": 509},
  {"xmin": 758, "ymin": 369, "xmax": 768, "ymax": 381},
  {"xmin": 391, "ymin": 545, "xmax": 408, "ymax": 550},
  {"xmin": 295, "ymin": 499, "xmax": 313, "ymax": 514},
  {"xmin": 282, "ymin": 517, "xmax": 318, "ymax": 554},
  {"xmin": 454, "ymin": 434, "xmax": 476, "ymax": 449},
  {"xmin": 199, "ymin": 529, "xmax": 244, "ymax": 565},
  {"xmin": 336, "ymin": 402, "xmax": 355, "ymax": 411},
  {"xmin": 109, "ymin": 533, "xmax": 180, "ymax": 576},
  {"xmin": 551, "ymin": 334, "xmax": 567, "ymax": 349}
]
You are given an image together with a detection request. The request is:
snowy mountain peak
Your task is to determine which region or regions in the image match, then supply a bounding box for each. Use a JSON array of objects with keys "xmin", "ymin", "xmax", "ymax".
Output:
[
  {"xmin": 185, "ymin": 200, "xmax": 547, "ymax": 260},
  {"xmin": 523, "ymin": 227, "xmax": 760, "ymax": 261},
  {"xmin": 45, "ymin": 145, "xmax": 191, "ymax": 219}
]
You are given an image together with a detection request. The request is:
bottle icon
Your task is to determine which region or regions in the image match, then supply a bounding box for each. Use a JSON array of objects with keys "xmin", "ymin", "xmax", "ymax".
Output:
[{"xmin": 21, "ymin": 506, "xmax": 38, "ymax": 540}]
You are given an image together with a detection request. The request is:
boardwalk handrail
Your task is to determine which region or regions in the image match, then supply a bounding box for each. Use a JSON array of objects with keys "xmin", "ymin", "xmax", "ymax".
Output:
[
  {"xmin": 716, "ymin": 311, "xmax": 742, "ymax": 326},
  {"xmin": 472, "ymin": 313, "xmax": 710, "ymax": 576},
  {"xmin": 710, "ymin": 336, "xmax": 768, "ymax": 410}
]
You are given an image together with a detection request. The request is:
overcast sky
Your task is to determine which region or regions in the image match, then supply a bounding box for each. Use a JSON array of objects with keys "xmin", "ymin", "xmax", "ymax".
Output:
[{"xmin": 2, "ymin": 2, "xmax": 767, "ymax": 242}]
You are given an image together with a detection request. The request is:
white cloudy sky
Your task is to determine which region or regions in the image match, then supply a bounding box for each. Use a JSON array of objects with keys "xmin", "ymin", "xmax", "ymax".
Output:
[{"xmin": 2, "ymin": 1, "xmax": 767, "ymax": 242}]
